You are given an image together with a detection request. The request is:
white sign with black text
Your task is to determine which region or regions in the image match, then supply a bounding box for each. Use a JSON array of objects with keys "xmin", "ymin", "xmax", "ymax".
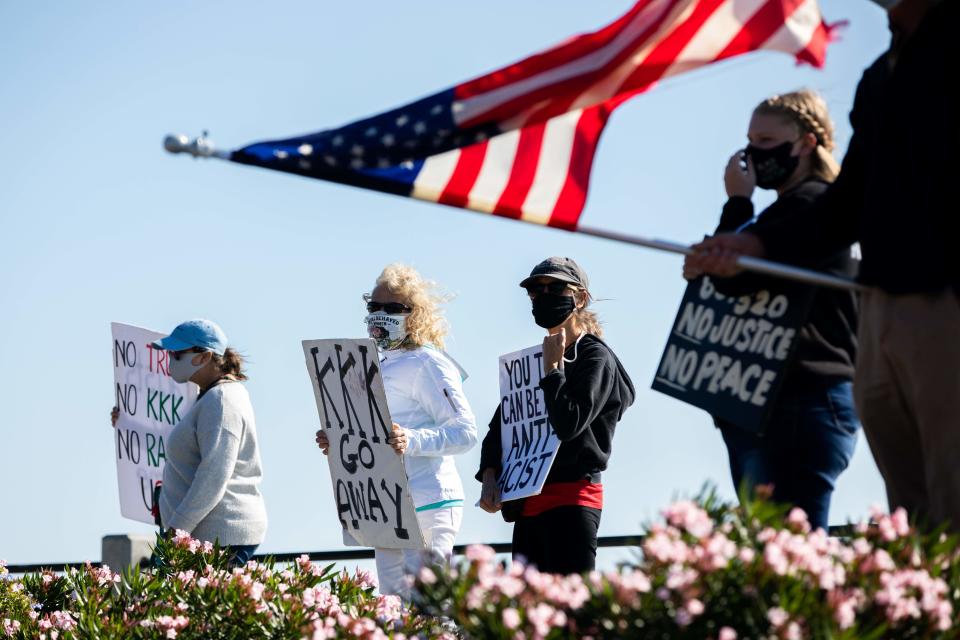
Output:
[
  {"xmin": 497, "ymin": 344, "xmax": 561, "ymax": 502},
  {"xmin": 111, "ymin": 322, "xmax": 198, "ymax": 524},
  {"xmin": 303, "ymin": 338, "xmax": 424, "ymax": 550}
]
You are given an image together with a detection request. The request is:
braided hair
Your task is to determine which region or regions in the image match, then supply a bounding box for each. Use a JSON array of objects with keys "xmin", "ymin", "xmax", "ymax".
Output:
[{"xmin": 754, "ymin": 89, "xmax": 841, "ymax": 184}]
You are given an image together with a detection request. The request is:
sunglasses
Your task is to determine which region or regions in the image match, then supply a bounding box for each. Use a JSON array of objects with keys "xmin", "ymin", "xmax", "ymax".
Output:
[
  {"xmin": 523, "ymin": 281, "xmax": 572, "ymax": 297},
  {"xmin": 171, "ymin": 348, "xmax": 204, "ymax": 361},
  {"xmin": 363, "ymin": 295, "xmax": 412, "ymax": 315}
]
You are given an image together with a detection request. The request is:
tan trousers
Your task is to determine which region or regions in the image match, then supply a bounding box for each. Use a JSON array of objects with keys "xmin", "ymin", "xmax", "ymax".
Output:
[{"xmin": 854, "ymin": 287, "xmax": 960, "ymax": 531}]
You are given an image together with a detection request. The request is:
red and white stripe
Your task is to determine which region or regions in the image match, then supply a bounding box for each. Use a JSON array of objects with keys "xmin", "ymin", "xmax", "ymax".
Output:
[{"xmin": 415, "ymin": 0, "xmax": 834, "ymax": 230}]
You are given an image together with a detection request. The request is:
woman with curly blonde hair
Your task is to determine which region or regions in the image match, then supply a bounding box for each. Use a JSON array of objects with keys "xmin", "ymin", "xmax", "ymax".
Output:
[{"xmin": 315, "ymin": 264, "xmax": 477, "ymax": 599}]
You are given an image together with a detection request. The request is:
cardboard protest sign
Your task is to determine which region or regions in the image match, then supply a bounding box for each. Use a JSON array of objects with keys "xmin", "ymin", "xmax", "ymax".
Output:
[
  {"xmin": 497, "ymin": 344, "xmax": 561, "ymax": 502},
  {"xmin": 111, "ymin": 322, "xmax": 198, "ymax": 524},
  {"xmin": 303, "ymin": 339, "xmax": 424, "ymax": 550},
  {"xmin": 651, "ymin": 277, "xmax": 814, "ymax": 434}
]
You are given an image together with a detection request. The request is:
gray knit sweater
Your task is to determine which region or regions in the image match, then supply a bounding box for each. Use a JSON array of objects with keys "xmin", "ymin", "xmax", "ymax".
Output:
[{"xmin": 160, "ymin": 381, "xmax": 267, "ymax": 546}]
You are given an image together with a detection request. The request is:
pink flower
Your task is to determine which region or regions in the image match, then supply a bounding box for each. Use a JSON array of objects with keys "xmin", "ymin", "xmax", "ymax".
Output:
[
  {"xmin": 526, "ymin": 603, "xmax": 558, "ymax": 638},
  {"xmin": 891, "ymin": 508, "xmax": 910, "ymax": 536},
  {"xmin": 786, "ymin": 508, "xmax": 811, "ymax": 533},
  {"xmin": 663, "ymin": 500, "xmax": 714, "ymax": 538},
  {"xmin": 685, "ymin": 598, "xmax": 705, "ymax": 616},
  {"xmin": 353, "ymin": 568, "xmax": 378, "ymax": 589},
  {"xmin": 418, "ymin": 567, "xmax": 437, "ymax": 585},
  {"xmin": 767, "ymin": 607, "xmax": 788, "ymax": 629},
  {"xmin": 719, "ymin": 627, "xmax": 737, "ymax": 640},
  {"xmin": 502, "ymin": 608, "xmax": 521, "ymax": 630},
  {"xmin": 375, "ymin": 594, "xmax": 402, "ymax": 622},
  {"xmin": 785, "ymin": 621, "xmax": 802, "ymax": 639},
  {"xmin": 466, "ymin": 545, "xmax": 497, "ymax": 563}
]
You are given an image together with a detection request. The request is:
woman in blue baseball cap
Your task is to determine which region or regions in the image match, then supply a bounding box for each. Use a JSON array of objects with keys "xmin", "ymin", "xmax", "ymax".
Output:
[{"xmin": 111, "ymin": 318, "xmax": 267, "ymax": 564}]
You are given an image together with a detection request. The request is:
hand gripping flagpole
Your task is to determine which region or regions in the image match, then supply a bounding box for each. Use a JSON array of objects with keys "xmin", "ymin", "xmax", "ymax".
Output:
[{"xmin": 163, "ymin": 132, "xmax": 864, "ymax": 293}]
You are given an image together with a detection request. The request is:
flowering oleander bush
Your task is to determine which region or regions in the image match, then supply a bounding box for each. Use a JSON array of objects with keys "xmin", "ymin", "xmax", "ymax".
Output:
[
  {"xmin": 4, "ymin": 493, "xmax": 960, "ymax": 639},
  {"xmin": 0, "ymin": 532, "xmax": 449, "ymax": 639},
  {"xmin": 415, "ymin": 491, "xmax": 960, "ymax": 639}
]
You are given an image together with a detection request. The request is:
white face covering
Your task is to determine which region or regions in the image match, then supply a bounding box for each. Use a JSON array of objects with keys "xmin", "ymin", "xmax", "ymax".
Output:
[
  {"xmin": 169, "ymin": 351, "xmax": 207, "ymax": 383},
  {"xmin": 364, "ymin": 313, "xmax": 408, "ymax": 350}
]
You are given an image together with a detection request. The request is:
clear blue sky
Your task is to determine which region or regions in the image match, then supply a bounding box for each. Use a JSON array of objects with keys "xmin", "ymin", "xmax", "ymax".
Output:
[{"xmin": 0, "ymin": 1, "xmax": 890, "ymax": 567}]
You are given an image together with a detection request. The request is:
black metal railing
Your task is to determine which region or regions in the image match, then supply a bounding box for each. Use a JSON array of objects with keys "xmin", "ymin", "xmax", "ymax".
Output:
[{"xmin": 4, "ymin": 527, "xmax": 855, "ymax": 575}]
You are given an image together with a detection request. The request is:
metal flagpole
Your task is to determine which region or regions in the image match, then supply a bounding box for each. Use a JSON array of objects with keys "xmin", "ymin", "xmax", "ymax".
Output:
[
  {"xmin": 164, "ymin": 132, "xmax": 865, "ymax": 294},
  {"xmin": 575, "ymin": 225, "xmax": 866, "ymax": 292}
]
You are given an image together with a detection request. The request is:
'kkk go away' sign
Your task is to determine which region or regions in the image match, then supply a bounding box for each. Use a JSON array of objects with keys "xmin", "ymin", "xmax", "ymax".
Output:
[
  {"xmin": 303, "ymin": 339, "xmax": 424, "ymax": 550},
  {"xmin": 498, "ymin": 344, "xmax": 561, "ymax": 502},
  {"xmin": 651, "ymin": 277, "xmax": 814, "ymax": 434},
  {"xmin": 111, "ymin": 322, "xmax": 198, "ymax": 524}
]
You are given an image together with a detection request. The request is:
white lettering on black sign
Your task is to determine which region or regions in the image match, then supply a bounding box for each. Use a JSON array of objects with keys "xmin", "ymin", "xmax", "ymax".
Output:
[{"xmin": 651, "ymin": 277, "xmax": 814, "ymax": 433}]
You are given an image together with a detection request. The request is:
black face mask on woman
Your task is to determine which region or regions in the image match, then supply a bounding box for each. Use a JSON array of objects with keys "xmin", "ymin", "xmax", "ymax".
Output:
[
  {"xmin": 531, "ymin": 293, "xmax": 576, "ymax": 329},
  {"xmin": 745, "ymin": 141, "xmax": 799, "ymax": 190}
]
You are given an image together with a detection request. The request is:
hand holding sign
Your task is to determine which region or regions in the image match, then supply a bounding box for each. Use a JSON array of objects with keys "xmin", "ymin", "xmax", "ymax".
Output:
[
  {"xmin": 388, "ymin": 423, "xmax": 408, "ymax": 454},
  {"xmin": 479, "ymin": 468, "xmax": 502, "ymax": 513},
  {"xmin": 315, "ymin": 429, "xmax": 330, "ymax": 455}
]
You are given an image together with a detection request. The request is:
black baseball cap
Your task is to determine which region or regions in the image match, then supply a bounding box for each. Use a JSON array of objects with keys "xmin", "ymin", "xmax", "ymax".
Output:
[{"xmin": 519, "ymin": 257, "xmax": 590, "ymax": 290}]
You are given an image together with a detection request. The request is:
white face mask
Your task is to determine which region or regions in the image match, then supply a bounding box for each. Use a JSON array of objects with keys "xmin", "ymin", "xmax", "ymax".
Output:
[
  {"xmin": 169, "ymin": 351, "xmax": 207, "ymax": 384},
  {"xmin": 364, "ymin": 313, "xmax": 408, "ymax": 350}
]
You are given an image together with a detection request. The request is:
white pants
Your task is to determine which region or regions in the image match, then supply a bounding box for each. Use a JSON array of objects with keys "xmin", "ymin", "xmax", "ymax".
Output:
[{"xmin": 375, "ymin": 507, "xmax": 462, "ymax": 600}]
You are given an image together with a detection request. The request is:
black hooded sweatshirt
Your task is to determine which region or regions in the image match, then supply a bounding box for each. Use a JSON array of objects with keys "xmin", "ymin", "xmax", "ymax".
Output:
[{"xmin": 477, "ymin": 334, "xmax": 635, "ymax": 486}]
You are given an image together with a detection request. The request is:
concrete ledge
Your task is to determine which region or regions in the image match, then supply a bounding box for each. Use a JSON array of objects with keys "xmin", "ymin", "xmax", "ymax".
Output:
[{"xmin": 101, "ymin": 534, "xmax": 154, "ymax": 571}]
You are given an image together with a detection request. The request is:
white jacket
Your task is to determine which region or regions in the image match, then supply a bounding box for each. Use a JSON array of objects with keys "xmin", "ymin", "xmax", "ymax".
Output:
[{"xmin": 380, "ymin": 346, "xmax": 477, "ymax": 508}]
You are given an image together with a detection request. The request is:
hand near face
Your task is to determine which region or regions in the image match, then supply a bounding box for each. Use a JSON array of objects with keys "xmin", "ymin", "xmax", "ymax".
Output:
[
  {"xmin": 725, "ymin": 150, "xmax": 756, "ymax": 199},
  {"xmin": 543, "ymin": 328, "xmax": 566, "ymax": 372}
]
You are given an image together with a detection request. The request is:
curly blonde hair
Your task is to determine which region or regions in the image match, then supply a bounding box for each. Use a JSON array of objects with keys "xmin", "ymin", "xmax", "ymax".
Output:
[
  {"xmin": 374, "ymin": 264, "xmax": 451, "ymax": 350},
  {"xmin": 754, "ymin": 89, "xmax": 841, "ymax": 183}
]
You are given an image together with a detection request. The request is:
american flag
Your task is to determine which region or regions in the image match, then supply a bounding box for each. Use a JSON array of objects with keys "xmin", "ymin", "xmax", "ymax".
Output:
[{"xmin": 231, "ymin": 0, "xmax": 835, "ymax": 231}]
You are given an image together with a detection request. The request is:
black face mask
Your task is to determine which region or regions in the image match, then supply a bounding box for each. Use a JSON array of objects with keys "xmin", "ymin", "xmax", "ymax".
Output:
[
  {"xmin": 745, "ymin": 141, "xmax": 799, "ymax": 190},
  {"xmin": 531, "ymin": 293, "xmax": 576, "ymax": 329}
]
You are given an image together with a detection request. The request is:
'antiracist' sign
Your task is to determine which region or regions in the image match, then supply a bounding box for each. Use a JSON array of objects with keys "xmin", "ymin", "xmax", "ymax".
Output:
[
  {"xmin": 651, "ymin": 277, "xmax": 814, "ymax": 433},
  {"xmin": 497, "ymin": 344, "xmax": 560, "ymax": 502},
  {"xmin": 111, "ymin": 322, "xmax": 197, "ymax": 524},
  {"xmin": 303, "ymin": 339, "xmax": 424, "ymax": 550}
]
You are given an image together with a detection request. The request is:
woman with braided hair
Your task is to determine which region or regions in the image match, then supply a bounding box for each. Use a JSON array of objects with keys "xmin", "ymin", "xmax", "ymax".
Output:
[{"xmin": 684, "ymin": 89, "xmax": 860, "ymax": 531}]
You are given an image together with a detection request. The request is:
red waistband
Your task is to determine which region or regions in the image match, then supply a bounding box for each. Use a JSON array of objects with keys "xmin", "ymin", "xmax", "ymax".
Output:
[{"xmin": 521, "ymin": 479, "xmax": 603, "ymax": 517}]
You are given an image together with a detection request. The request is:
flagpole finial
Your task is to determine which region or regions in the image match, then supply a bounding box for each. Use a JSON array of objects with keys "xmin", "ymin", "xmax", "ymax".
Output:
[{"xmin": 163, "ymin": 131, "xmax": 228, "ymax": 159}]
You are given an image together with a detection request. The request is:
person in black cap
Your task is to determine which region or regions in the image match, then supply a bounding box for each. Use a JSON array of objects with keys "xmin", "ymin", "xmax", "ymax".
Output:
[{"xmin": 476, "ymin": 257, "xmax": 635, "ymax": 574}]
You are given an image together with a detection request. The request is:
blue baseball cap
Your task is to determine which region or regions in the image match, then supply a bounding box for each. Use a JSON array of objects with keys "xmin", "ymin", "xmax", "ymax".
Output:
[{"xmin": 151, "ymin": 319, "xmax": 228, "ymax": 356}]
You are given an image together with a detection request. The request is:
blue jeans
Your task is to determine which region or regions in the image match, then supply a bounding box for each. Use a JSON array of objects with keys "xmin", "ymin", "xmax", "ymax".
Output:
[
  {"xmin": 227, "ymin": 544, "xmax": 259, "ymax": 566},
  {"xmin": 719, "ymin": 379, "xmax": 860, "ymax": 530}
]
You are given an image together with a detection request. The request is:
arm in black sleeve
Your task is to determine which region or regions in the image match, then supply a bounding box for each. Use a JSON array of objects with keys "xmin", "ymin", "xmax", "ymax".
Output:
[
  {"xmin": 716, "ymin": 196, "xmax": 754, "ymax": 233},
  {"xmin": 475, "ymin": 406, "xmax": 503, "ymax": 482},
  {"xmin": 539, "ymin": 348, "xmax": 613, "ymax": 442}
]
